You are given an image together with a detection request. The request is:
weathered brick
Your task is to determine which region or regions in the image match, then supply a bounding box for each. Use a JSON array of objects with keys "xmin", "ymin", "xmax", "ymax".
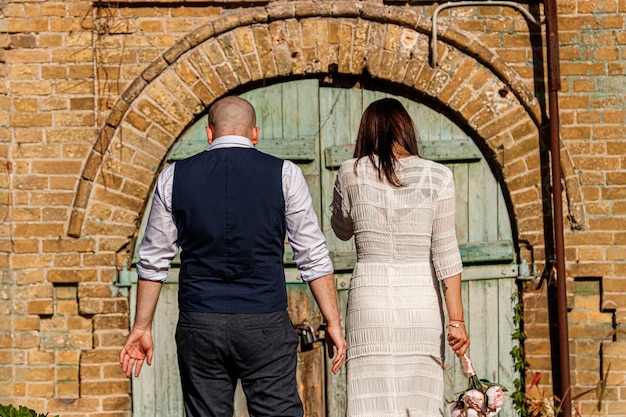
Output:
[
  {"xmin": 47, "ymin": 398, "xmax": 100, "ymax": 413},
  {"xmin": 81, "ymin": 380, "xmax": 130, "ymax": 396},
  {"xmin": 8, "ymin": 381, "xmax": 26, "ymax": 398},
  {"xmin": 588, "ymin": 217, "xmax": 626, "ymax": 231},
  {"xmin": 26, "ymin": 350, "xmax": 55, "ymax": 366},
  {"xmin": 53, "ymin": 254, "xmax": 82, "ymax": 268},
  {"xmin": 48, "ymin": 269, "xmax": 98, "ymax": 284},
  {"xmin": 42, "ymin": 238, "xmax": 95, "ymax": 253},
  {"xmin": 56, "ymin": 365, "xmax": 79, "ymax": 382},
  {"xmin": 80, "ymin": 349, "xmax": 121, "ymax": 365},
  {"xmin": 94, "ymin": 331, "xmax": 127, "ymax": 348},
  {"xmin": 4, "ymin": 49, "xmax": 51, "ymax": 64},
  {"xmin": 56, "ymin": 301, "xmax": 79, "ymax": 315},
  {"xmin": 28, "ymin": 299, "xmax": 54, "ymax": 315},
  {"xmin": 80, "ymin": 363, "xmax": 102, "ymax": 380},
  {"xmin": 10, "ymin": 113, "xmax": 53, "ymax": 127},
  {"xmin": 12, "ymin": 239, "xmax": 40, "ymax": 253},
  {"xmin": 67, "ymin": 316, "xmax": 92, "ymax": 331},
  {"xmin": 100, "ymin": 298, "xmax": 129, "ymax": 315},
  {"xmin": 612, "ymin": 202, "xmax": 626, "ymax": 215},
  {"xmin": 13, "ymin": 332, "xmax": 40, "ymax": 349},
  {"xmin": 594, "ymin": 125, "xmax": 626, "ymax": 140},
  {"xmin": 93, "ymin": 315, "xmax": 129, "ymax": 331},
  {"xmin": 15, "ymin": 269, "xmax": 45, "ymax": 285},
  {"xmin": 15, "ymin": 317, "xmax": 40, "ymax": 332},
  {"xmin": 569, "ymin": 262, "xmax": 613, "ymax": 277},
  {"xmin": 56, "ymin": 380, "xmax": 80, "ymax": 398},
  {"xmin": 102, "ymin": 396, "xmax": 132, "ymax": 412},
  {"xmin": 41, "ymin": 332, "xmax": 92, "ymax": 350},
  {"xmin": 57, "ymin": 350, "xmax": 81, "ymax": 366},
  {"xmin": 27, "ymin": 382, "xmax": 55, "ymax": 397},
  {"xmin": 79, "ymin": 299, "xmax": 103, "ymax": 315}
]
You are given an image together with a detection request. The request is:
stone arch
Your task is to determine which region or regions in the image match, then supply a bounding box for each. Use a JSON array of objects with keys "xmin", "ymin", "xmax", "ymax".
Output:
[{"xmin": 67, "ymin": 1, "xmax": 584, "ymax": 248}]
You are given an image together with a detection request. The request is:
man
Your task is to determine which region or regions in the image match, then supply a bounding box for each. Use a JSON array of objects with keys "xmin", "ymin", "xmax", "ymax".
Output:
[{"xmin": 120, "ymin": 96, "xmax": 347, "ymax": 417}]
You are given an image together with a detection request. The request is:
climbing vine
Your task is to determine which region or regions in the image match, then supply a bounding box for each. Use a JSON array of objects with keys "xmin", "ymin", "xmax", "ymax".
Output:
[{"xmin": 511, "ymin": 289, "xmax": 530, "ymax": 417}]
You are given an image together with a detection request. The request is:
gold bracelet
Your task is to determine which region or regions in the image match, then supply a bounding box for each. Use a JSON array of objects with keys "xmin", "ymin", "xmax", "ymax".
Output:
[{"xmin": 447, "ymin": 322, "xmax": 464, "ymax": 328}]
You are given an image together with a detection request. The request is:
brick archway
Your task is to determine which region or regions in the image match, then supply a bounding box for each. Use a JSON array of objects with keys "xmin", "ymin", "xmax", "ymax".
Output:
[{"xmin": 68, "ymin": 1, "xmax": 584, "ymax": 250}]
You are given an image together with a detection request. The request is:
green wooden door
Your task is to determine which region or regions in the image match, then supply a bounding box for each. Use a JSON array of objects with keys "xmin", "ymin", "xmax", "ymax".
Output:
[{"xmin": 129, "ymin": 80, "xmax": 519, "ymax": 417}]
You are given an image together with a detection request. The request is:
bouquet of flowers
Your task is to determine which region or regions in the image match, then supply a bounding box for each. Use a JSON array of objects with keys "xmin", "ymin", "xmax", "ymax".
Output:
[{"xmin": 449, "ymin": 354, "xmax": 506, "ymax": 417}]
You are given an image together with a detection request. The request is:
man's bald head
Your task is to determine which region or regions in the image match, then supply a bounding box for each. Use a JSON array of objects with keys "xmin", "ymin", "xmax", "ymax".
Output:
[{"xmin": 208, "ymin": 96, "xmax": 257, "ymax": 139}]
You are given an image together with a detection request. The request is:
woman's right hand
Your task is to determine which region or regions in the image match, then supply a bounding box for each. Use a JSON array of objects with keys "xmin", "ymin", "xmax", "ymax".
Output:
[{"xmin": 447, "ymin": 324, "xmax": 470, "ymax": 357}]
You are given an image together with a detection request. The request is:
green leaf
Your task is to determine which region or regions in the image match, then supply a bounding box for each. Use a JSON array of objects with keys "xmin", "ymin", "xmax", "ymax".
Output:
[{"xmin": 0, "ymin": 404, "xmax": 57, "ymax": 417}]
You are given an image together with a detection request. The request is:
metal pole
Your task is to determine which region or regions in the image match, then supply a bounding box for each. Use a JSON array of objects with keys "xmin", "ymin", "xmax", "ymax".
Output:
[{"xmin": 543, "ymin": 0, "xmax": 571, "ymax": 415}]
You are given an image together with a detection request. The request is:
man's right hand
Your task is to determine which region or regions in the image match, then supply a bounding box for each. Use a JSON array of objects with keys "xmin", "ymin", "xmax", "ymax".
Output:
[{"xmin": 120, "ymin": 328, "xmax": 154, "ymax": 377}]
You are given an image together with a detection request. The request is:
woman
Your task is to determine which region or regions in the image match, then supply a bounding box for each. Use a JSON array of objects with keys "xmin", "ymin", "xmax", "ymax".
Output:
[{"xmin": 331, "ymin": 98, "xmax": 470, "ymax": 417}]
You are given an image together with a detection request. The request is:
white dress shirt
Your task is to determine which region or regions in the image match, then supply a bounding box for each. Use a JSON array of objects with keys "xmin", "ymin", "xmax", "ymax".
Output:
[{"xmin": 136, "ymin": 135, "xmax": 333, "ymax": 283}]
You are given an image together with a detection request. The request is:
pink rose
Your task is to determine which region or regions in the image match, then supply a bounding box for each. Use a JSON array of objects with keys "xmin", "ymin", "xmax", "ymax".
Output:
[
  {"xmin": 450, "ymin": 408, "xmax": 466, "ymax": 417},
  {"xmin": 465, "ymin": 409, "xmax": 481, "ymax": 417},
  {"xmin": 449, "ymin": 401, "xmax": 465, "ymax": 417},
  {"xmin": 485, "ymin": 386, "xmax": 505, "ymax": 410},
  {"xmin": 463, "ymin": 389, "xmax": 485, "ymax": 411}
]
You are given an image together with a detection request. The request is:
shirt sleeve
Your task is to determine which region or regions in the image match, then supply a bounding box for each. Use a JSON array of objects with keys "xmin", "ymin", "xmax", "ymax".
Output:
[
  {"xmin": 431, "ymin": 169, "xmax": 463, "ymax": 280},
  {"xmin": 136, "ymin": 164, "xmax": 179, "ymax": 282},
  {"xmin": 330, "ymin": 166, "xmax": 354, "ymax": 241},
  {"xmin": 282, "ymin": 160, "xmax": 334, "ymax": 283}
]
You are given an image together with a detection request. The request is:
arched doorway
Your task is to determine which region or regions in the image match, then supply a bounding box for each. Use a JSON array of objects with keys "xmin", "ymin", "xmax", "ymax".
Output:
[{"xmin": 129, "ymin": 79, "xmax": 518, "ymax": 417}]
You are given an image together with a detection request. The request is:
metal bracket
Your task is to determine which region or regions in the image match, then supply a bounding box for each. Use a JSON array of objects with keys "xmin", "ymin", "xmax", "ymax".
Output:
[
  {"xmin": 111, "ymin": 258, "xmax": 133, "ymax": 297},
  {"xmin": 430, "ymin": 1, "xmax": 545, "ymax": 68},
  {"xmin": 516, "ymin": 259, "xmax": 538, "ymax": 281}
]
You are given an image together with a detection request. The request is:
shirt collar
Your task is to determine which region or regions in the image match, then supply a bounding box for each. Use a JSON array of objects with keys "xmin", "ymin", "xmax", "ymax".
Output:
[{"xmin": 209, "ymin": 135, "xmax": 255, "ymax": 150}]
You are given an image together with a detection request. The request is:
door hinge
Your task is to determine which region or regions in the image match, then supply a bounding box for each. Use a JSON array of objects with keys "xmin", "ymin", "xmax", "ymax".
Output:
[
  {"xmin": 516, "ymin": 259, "xmax": 538, "ymax": 281},
  {"xmin": 111, "ymin": 259, "xmax": 133, "ymax": 297}
]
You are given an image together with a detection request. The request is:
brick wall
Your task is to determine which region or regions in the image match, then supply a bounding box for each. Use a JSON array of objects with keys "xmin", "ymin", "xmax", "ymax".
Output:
[{"xmin": 0, "ymin": 0, "xmax": 624, "ymax": 415}]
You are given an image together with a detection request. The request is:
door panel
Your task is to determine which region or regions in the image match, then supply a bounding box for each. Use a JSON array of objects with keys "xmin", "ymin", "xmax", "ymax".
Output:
[
  {"xmin": 130, "ymin": 80, "xmax": 519, "ymax": 417},
  {"xmin": 247, "ymin": 81, "xmax": 322, "ymax": 220},
  {"xmin": 129, "ymin": 285, "xmax": 183, "ymax": 417}
]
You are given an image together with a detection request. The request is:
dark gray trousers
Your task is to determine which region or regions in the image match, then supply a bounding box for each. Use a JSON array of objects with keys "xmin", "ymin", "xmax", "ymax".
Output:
[{"xmin": 175, "ymin": 310, "xmax": 303, "ymax": 417}]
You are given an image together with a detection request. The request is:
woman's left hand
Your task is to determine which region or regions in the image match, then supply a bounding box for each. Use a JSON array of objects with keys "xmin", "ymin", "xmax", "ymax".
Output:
[{"xmin": 447, "ymin": 324, "xmax": 470, "ymax": 357}]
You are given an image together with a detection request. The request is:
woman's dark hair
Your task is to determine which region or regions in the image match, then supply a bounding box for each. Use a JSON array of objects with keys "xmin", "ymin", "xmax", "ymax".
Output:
[{"xmin": 353, "ymin": 98, "xmax": 420, "ymax": 187}]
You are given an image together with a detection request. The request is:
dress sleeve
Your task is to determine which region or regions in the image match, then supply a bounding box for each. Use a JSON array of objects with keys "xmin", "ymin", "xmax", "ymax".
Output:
[
  {"xmin": 431, "ymin": 170, "xmax": 463, "ymax": 280},
  {"xmin": 330, "ymin": 168, "xmax": 354, "ymax": 241}
]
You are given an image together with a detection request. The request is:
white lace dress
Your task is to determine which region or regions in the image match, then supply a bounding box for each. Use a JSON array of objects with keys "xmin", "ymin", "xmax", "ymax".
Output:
[{"xmin": 331, "ymin": 156, "xmax": 463, "ymax": 417}]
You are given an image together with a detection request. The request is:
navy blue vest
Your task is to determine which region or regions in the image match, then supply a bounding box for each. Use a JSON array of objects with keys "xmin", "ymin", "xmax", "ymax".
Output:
[{"xmin": 172, "ymin": 147, "xmax": 287, "ymax": 313}]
